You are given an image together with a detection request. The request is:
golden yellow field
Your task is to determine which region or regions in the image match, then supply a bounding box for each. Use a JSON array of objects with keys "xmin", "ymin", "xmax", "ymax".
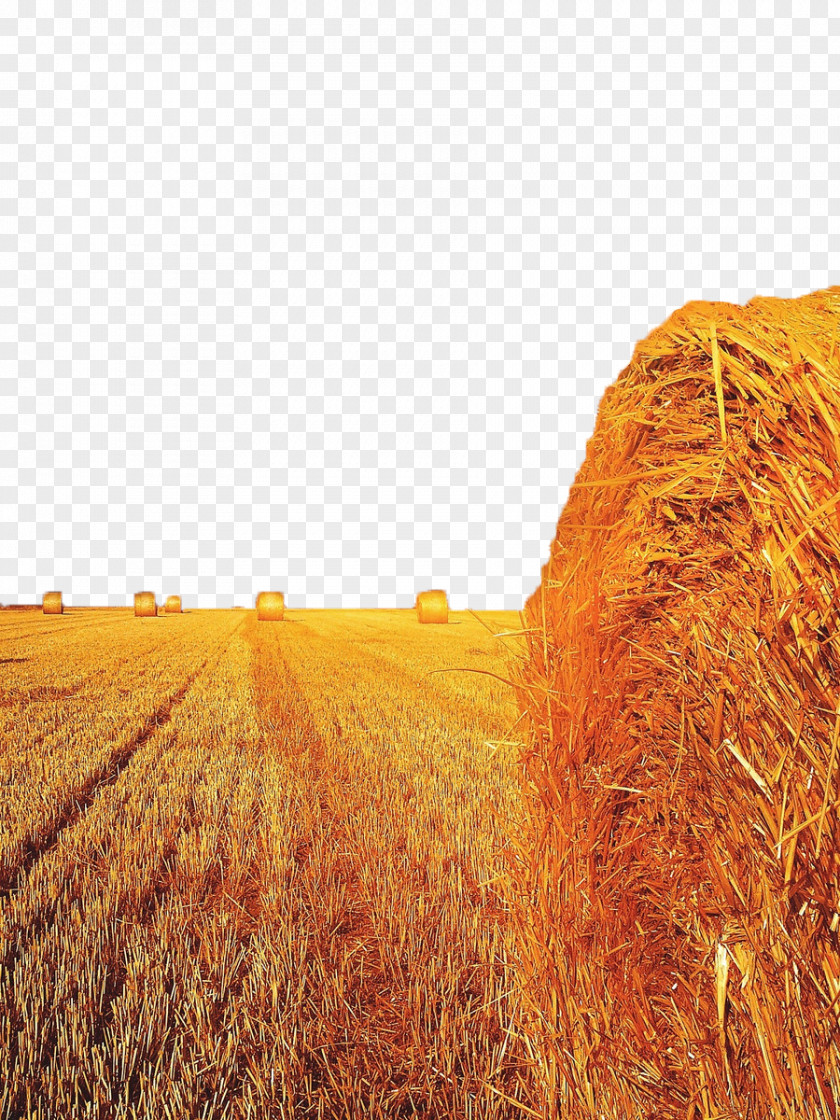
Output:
[{"xmin": 0, "ymin": 607, "xmax": 539, "ymax": 1119}]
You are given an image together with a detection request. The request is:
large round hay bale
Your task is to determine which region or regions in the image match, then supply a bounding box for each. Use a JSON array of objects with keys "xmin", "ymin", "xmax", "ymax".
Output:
[
  {"xmin": 42, "ymin": 591, "xmax": 63, "ymax": 615},
  {"xmin": 134, "ymin": 591, "xmax": 157, "ymax": 618},
  {"xmin": 256, "ymin": 591, "xmax": 284, "ymax": 621},
  {"xmin": 164, "ymin": 595, "xmax": 182, "ymax": 613},
  {"xmin": 513, "ymin": 287, "xmax": 840, "ymax": 1120},
  {"xmin": 416, "ymin": 589, "xmax": 448, "ymax": 623}
]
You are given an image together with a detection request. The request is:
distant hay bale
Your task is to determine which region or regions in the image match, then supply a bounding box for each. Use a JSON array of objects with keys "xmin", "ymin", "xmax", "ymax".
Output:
[
  {"xmin": 134, "ymin": 591, "xmax": 157, "ymax": 618},
  {"xmin": 256, "ymin": 591, "xmax": 284, "ymax": 621},
  {"xmin": 42, "ymin": 591, "xmax": 63, "ymax": 615},
  {"xmin": 416, "ymin": 589, "xmax": 448, "ymax": 624},
  {"xmin": 513, "ymin": 287, "xmax": 840, "ymax": 1119},
  {"xmin": 164, "ymin": 595, "xmax": 182, "ymax": 613}
]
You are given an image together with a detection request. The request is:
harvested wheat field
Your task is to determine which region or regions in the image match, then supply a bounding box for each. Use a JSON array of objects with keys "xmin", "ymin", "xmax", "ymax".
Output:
[
  {"xmin": 513, "ymin": 286, "xmax": 840, "ymax": 1119},
  {"xmin": 0, "ymin": 606, "xmax": 539, "ymax": 1119}
]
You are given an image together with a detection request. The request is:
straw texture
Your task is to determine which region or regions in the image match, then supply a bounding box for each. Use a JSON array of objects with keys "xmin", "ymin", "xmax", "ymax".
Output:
[
  {"xmin": 133, "ymin": 592, "xmax": 157, "ymax": 618},
  {"xmin": 513, "ymin": 287, "xmax": 840, "ymax": 1120},
  {"xmin": 256, "ymin": 591, "xmax": 284, "ymax": 621},
  {"xmin": 42, "ymin": 591, "xmax": 63, "ymax": 615},
  {"xmin": 164, "ymin": 595, "xmax": 182, "ymax": 613},
  {"xmin": 416, "ymin": 590, "xmax": 449, "ymax": 624}
]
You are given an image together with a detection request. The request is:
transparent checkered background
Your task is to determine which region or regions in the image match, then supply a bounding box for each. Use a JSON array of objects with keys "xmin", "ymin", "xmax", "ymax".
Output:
[{"xmin": 1, "ymin": 8, "xmax": 838, "ymax": 609}]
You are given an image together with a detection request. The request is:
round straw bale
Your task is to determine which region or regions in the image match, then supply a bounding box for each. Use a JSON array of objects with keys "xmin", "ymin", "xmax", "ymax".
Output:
[
  {"xmin": 134, "ymin": 591, "xmax": 157, "ymax": 618},
  {"xmin": 42, "ymin": 591, "xmax": 63, "ymax": 615},
  {"xmin": 256, "ymin": 591, "xmax": 284, "ymax": 621},
  {"xmin": 164, "ymin": 595, "xmax": 182, "ymax": 613},
  {"xmin": 416, "ymin": 589, "xmax": 448, "ymax": 623},
  {"xmin": 513, "ymin": 287, "xmax": 840, "ymax": 1119}
]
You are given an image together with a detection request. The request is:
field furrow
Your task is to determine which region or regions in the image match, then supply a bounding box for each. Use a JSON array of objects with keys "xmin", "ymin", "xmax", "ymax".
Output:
[
  {"xmin": 0, "ymin": 613, "xmax": 198, "ymax": 696},
  {"xmin": 0, "ymin": 609, "xmax": 133, "ymax": 646},
  {"xmin": 236, "ymin": 612, "xmax": 532, "ymax": 1117},
  {"xmin": 0, "ymin": 613, "xmax": 210, "ymax": 720},
  {"xmin": 2, "ymin": 661, "xmax": 206, "ymax": 903},
  {"xmin": 0, "ymin": 618, "xmax": 249, "ymax": 1118},
  {"xmin": 303, "ymin": 610, "xmax": 526, "ymax": 750},
  {"xmin": 0, "ymin": 613, "xmax": 241, "ymax": 890}
]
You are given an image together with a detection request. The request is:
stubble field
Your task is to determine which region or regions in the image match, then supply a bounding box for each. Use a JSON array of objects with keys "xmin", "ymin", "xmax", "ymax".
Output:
[{"xmin": 0, "ymin": 607, "xmax": 539, "ymax": 1120}]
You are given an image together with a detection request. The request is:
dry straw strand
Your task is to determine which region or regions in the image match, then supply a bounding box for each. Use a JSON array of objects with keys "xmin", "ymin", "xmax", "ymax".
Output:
[
  {"xmin": 42, "ymin": 591, "xmax": 63, "ymax": 615},
  {"xmin": 256, "ymin": 591, "xmax": 284, "ymax": 621},
  {"xmin": 133, "ymin": 591, "xmax": 157, "ymax": 618},
  {"xmin": 512, "ymin": 286, "xmax": 840, "ymax": 1120},
  {"xmin": 416, "ymin": 589, "xmax": 449, "ymax": 624}
]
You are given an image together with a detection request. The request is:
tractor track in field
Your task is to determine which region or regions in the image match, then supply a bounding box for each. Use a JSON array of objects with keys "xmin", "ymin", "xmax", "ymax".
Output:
[
  {"xmin": 0, "ymin": 786, "xmax": 212, "ymax": 1120},
  {"xmin": 246, "ymin": 620, "xmax": 517, "ymax": 1116},
  {"xmin": 0, "ymin": 607, "xmax": 126, "ymax": 626},
  {"xmin": 244, "ymin": 620, "xmax": 533, "ymax": 1117},
  {"xmin": 0, "ymin": 611, "xmax": 133, "ymax": 645},
  {"xmin": 266, "ymin": 728, "xmax": 410, "ymax": 1103},
  {"xmin": 0, "ymin": 629, "xmax": 192, "ymax": 712},
  {"xmin": 289, "ymin": 617, "xmax": 517, "ymax": 747},
  {"xmin": 0, "ymin": 683, "xmax": 84, "ymax": 707},
  {"xmin": 0, "ymin": 620, "xmax": 244, "ymax": 906},
  {"xmin": 247, "ymin": 623, "xmax": 407, "ymax": 1095},
  {"xmin": 0, "ymin": 622, "xmax": 248, "ymax": 1120},
  {"xmin": 0, "ymin": 674, "xmax": 199, "ymax": 905}
]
